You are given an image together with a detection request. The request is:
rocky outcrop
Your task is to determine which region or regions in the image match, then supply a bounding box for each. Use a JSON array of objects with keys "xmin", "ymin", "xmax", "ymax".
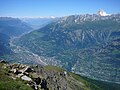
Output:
[
  {"xmin": 1, "ymin": 60, "xmax": 120, "ymax": 90},
  {"xmin": 21, "ymin": 75, "xmax": 32, "ymax": 81},
  {"xmin": 0, "ymin": 60, "xmax": 8, "ymax": 63},
  {"xmin": 0, "ymin": 60, "xmax": 86, "ymax": 90}
]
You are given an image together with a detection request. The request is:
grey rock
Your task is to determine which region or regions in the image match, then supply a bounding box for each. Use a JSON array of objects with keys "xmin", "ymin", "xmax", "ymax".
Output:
[
  {"xmin": 0, "ymin": 60, "xmax": 8, "ymax": 63},
  {"xmin": 21, "ymin": 75, "xmax": 32, "ymax": 81}
]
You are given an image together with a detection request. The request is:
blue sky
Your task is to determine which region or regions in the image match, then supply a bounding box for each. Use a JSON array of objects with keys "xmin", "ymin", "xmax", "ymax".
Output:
[{"xmin": 0, "ymin": 0, "xmax": 120, "ymax": 17}]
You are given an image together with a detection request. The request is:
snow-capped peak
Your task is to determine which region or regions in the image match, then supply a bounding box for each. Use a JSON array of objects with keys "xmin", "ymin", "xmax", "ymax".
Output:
[{"xmin": 98, "ymin": 9, "xmax": 111, "ymax": 16}]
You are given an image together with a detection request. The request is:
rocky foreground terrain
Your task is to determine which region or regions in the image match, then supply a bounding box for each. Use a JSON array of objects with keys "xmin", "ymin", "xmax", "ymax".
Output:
[{"xmin": 0, "ymin": 60, "xmax": 120, "ymax": 90}]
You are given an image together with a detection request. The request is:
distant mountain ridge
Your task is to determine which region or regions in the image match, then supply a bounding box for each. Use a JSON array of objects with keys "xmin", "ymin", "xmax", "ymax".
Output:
[
  {"xmin": 20, "ymin": 17, "xmax": 58, "ymax": 29},
  {"xmin": 0, "ymin": 17, "xmax": 33, "ymax": 37},
  {"xmin": 16, "ymin": 13, "xmax": 120, "ymax": 83},
  {"xmin": 0, "ymin": 17, "xmax": 34, "ymax": 59}
]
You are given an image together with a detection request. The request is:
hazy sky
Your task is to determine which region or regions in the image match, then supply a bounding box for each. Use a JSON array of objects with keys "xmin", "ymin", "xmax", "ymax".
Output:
[{"xmin": 0, "ymin": 0, "xmax": 120, "ymax": 17}]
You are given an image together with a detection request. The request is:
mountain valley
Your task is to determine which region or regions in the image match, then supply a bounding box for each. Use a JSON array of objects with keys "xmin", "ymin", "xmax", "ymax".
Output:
[
  {"xmin": 0, "ymin": 13, "xmax": 120, "ymax": 89},
  {"xmin": 13, "ymin": 14, "xmax": 120, "ymax": 83}
]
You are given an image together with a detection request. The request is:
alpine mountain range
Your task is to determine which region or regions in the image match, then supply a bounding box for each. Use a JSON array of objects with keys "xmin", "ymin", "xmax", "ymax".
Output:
[{"xmin": 0, "ymin": 10, "xmax": 120, "ymax": 85}]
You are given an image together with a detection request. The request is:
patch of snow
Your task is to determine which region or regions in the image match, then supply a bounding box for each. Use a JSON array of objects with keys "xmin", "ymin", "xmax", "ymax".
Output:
[{"xmin": 98, "ymin": 9, "xmax": 111, "ymax": 16}]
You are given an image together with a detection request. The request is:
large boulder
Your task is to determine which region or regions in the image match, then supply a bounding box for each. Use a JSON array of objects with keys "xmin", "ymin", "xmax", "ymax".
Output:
[
  {"xmin": 16, "ymin": 73, "xmax": 24, "ymax": 78},
  {"xmin": 21, "ymin": 75, "xmax": 32, "ymax": 81},
  {"xmin": 33, "ymin": 77, "xmax": 41, "ymax": 85},
  {"xmin": 24, "ymin": 66, "xmax": 33, "ymax": 73},
  {"xmin": 41, "ymin": 79, "xmax": 48, "ymax": 90},
  {"xmin": 0, "ymin": 60, "xmax": 8, "ymax": 63},
  {"xmin": 10, "ymin": 68, "xmax": 21, "ymax": 74}
]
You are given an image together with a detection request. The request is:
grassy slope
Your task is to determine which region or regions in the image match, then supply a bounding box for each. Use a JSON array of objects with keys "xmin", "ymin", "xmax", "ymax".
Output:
[
  {"xmin": 0, "ymin": 63, "xmax": 33, "ymax": 90},
  {"xmin": 70, "ymin": 73, "xmax": 120, "ymax": 90}
]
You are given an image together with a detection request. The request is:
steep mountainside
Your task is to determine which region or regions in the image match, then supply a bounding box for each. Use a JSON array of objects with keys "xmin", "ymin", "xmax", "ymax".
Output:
[
  {"xmin": 0, "ymin": 17, "xmax": 33, "ymax": 37},
  {"xmin": 16, "ymin": 14, "xmax": 120, "ymax": 83},
  {"xmin": 0, "ymin": 33, "xmax": 12, "ymax": 56}
]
